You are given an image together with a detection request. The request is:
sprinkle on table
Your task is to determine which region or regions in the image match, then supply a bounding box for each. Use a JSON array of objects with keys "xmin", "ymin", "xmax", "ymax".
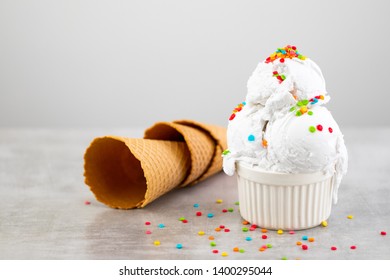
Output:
[
  {"xmin": 228, "ymin": 208, "xmax": 234, "ymax": 212},
  {"xmin": 308, "ymin": 237, "xmax": 315, "ymax": 242},
  {"xmin": 145, "ymin": 221, "xmax": 151, "ymax": 226},
  {"xmin": 198, "ymin": 231, "xmax": 205, "ymax": 236},
  {"xmin": 331, "ymin": 246, "xmax": 337, "ymax": 251},
  {"xmin": 145, "ymin": 230, "xmax": 152, "ymax": 235},
  {"xmin": 321, "ymin": 221, "xmax": 328, "ymax": 227},
  {"xmin": 302, "ymin": 236, "xmax": 308, "ymax": 241},
  {"xmin": 212, "ymin": 249, "xmax": 219, "ymax": 254},
  {"xmin": 302, "ymin": 244, "xmax": 308, "ymax": 250},
  {"xmin": 196, "ymin": 211, "xmax": 202, "ymax": 216},
  {"xmin": 277, "ymin": 229, "xmax": 283, "ymax": 235},
  {"xmin": 216, "ymin": 199, "xmax": 223, "ymax": 204},
  {"xmin": 245, "ymin": 236, "xmax": 252, "ymax": 241},
  {"xmin": 84, "ymin": 200, "xmax": 91, "ymax": 205},
  {"xmin": 158, "ymin": 223, "xmax": 165, "ymax": 228},
  {"xmin": 153, "ymin": 240, "xmax": 160, "ymax": 246},
  {"xmin": 347, "ymin": 215, "xmax": 354, "ymax": 219},
  {"xmin": 193, "ymin": 203, "xmax": 199, "ymax": 208},
  {"xmin": 207, "ymin": 213, "xmax": 214, "ymax": 218},
  {"xmin": 381, "ymin": 231, "xmax": 387, "ymax": 236},
  {"xmin": 176, "ymin": 244, "xmax": 183, "ymax": 249},
  {"xmin": 221, "ymin": 252, "xmax": 228, "ymax": 257},
  {"xmin": 350, "ymin": 245, "xmax": 357, "ymax": 250}
]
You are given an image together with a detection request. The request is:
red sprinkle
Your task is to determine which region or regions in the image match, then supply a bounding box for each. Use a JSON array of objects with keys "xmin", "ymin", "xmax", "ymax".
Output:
[
  {"xmin": 224, "ymin": 229, "xmax": 230, "ymax": 232},
  {"xmin": 219, "ymin": 225, "xmax": 225, "ymax": 229},
  {"xmin": 302, "ymin": 244, "xmax": 308, "ymax": 250},
  {"xmin": 196, "ymin": 212, "xmax": 202, "ymax": 216},
  {"xmin": 273, "ymin": 71, "xmax": 278, "ymax": 75},
  {"xmin": 182, "ymin": 219, "xmax": 188, "ymax": 223},
  {"xmin": 222, "ymin": 209, "xmax": 228, "ymax": 213},
  {"xmin": 328, "ymin": 127, "xmax": 333, "ymax": 133},
  {"xmin": 317, "ymin": 125, "xmax": 323, "ymax": 131},
  {"xmin": 292, "ymin": 46, "xmax": 297, "ymax": 50},
  {"xmin": 381, "ymin": 231, "xmax": 387, "ymax": 235},
  {"xmin": 350, "ymin": 246, "xmax": 357, "ymax": 250},
  {"xmin": 229, "ymin": 114, "xmax": 236, "ymax": 121},
  {"xmin": 84, "ymin": 201, "xmax": 91, "ymax": 205},
  {"xmin": 212, "ymin": 249, "xmax": 219, "ymax": 254},
  {"xmin": 251, "ymin": 224, "xmax": 257, "ymax": 228},
  {"xmin": 262, "ymin": 235, "xmax": 268, "ymax": 239},
  {"xmin": 331, "ymin": 246, "xmax": 337, "ymax": 251},
  {"xmin": 145, "ymin": 222, "xmax": 151, "ymax": 225},
  {"xmin": 280, "ymin": 58, "xmax": 285, "ymax": 63}
]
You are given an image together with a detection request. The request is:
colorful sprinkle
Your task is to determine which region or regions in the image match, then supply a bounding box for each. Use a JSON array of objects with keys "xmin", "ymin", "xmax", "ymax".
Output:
[
  {"xmin": 350, "ymin": 245, "xmax": 357, "ymax": 250},
  {"xmin": 381, "ymin": 231, "xmax": 387, "ymax": 235},
  {"xmin": 228, "ymin": 208, "xmax": 234, "ymax": 212},
  {"xmin": 145, "ymin": 222, "xmax": 151, "ymax": 226},
  {"xmin": 296, "ymin": 241, "xmax": 302, "ymax": 246},
  {"xmin": 145, "ymin": 230, "xmax": 152, "ymax": 234},
  {"xmin": 210, "ymin": 241, "xmax": 216, "ymax": 247},
  {"xmin": 242, "ymin": 227, "xmax": 249, "ymax": 232},
  {"xmin": 290, "ymin": 106, "xmax": 296, "ymax": 112},
  {"xmin": 277, "ymin": 229, "xmax": 284, "ymax": 235},
  {"xmin": 224, "ymin": 228, "xmax": 230, "ymax": 232},
  {"xmin": 331, "ymin": 246, "xmax": 337, "ymax": 251},
  {"xmin": 289, "ymin": 231, "xmax": 295, "ymax": 235},
  {"xmin": 84, "ymin": 200, "xmax": 91, "ymax": 205},
  {"xmin": 179, "ymin": 217, "xmax": 185, "ymax": 221},
  {"xmin": 317, "ymin": 124, "xmax": 323, "ymax": 131},
  {"xmin": 198, "ymin": 231, "xmax": 205, "ymax": 236},
  {"xmin": 207, "ymin": 213, "xmax": 214, "ymax": 218},
  {"xmin": 221, "ymin": 252, "xmax": 228, "ymax": 257},
  {"xmin": 182, "ymin": 219, "xmax": 188, "ymax": 223},
  {"xmin": 262, "ymin": 235, "xmax": 268, "ymax": 239},
  {"xmin": 242, "ymin": 221, "xmax": 249, "ymax": 225},
  {"xmin": 215, "ymin": 227, "xmax": 221, "ymax": 232},
  {"xmin": 176, "ymin": 243, "xmax": 183, "ymax": 249},
  {"xmin": 259, "ymin": 247, "xmax": 266, "ymax": 252},
  {"xmin": 262, "ymin": 139, "xmax": 268, "ymax": 148},
  {"xmin": 328, "ymin": 127, "xmax": 333, "ymax": 133},
  {"xmin": 302, "ymin": 244, "xmax": 308, "ymax": 250},
  {"xmin": 216, "ymin": 199, "xmax": 223, "ymax": 204},
  {"xmin": 347, "ymin": 215, "xmax": 354, "ymax": 219},
  {"xmin": 302, "ymin": 236, "xmax": 308, "ymax": 241},
  {"xmin": 248, "ymin": 134, "xmax": 255, "ymax": 142},
  {"xmin": 229, "ymin": 114, "xmax": 236, "ymax": 121},
  {"xmin": 321, "ymin": 221, "xmax": 328, "ymax": 227},
  {"xmin": 208, "ymin": 236, "xmax": 215, "ymax": 240},
  {"xmin": 245, "ymin": 237, "xmax": 252, "ymax": 241},
  {"xmin": 196, "ymin": 211, "xmax": 202, "ymax": 216},
  {"xmin": 158, "ymin": 223, "xmax": 165, "ymax": 228},
  {"xmin": 222, "ymin": 209, "xmax": 228, "ymax": 213},
  {"xmin": 309, "ymin": 126, "xmax": 316, "ymax": 133},
  {"xmin": 281, "ymin": 256, "xmax": 288, "ymax": 260},
  {"xmin": 239, "ymin": 248, "xmax": 245, "ymax": 253},
  {"xmin": 212, "ymin": 249, "xmax": 219, "ymax": 254},
  {"xmin": 266, "ymin": 244, "xmax": 273, "ymax": 248},
  {"xmin": 154, "ymin": 240, "xmax": 160, "ymax": 246},
  {"xmin": 296, "ymin": 111, "xmax": 302, "ymax": 116},
  {"xmin": 308, "ymin": 111, "xmax": 314, "ymax": 115},
  {"xmin": 234, "ymin": 201, "xmax": 239, "ymax": 205},
  {"xmin": 308, "ymin": 237, "xmax": 315, "ymax": 242},
  {"xmin": 193, "ymin": 203, "xmax": 199, "ymax": 208},
  {"xmin": 222, "ymin": 150, "xmax": 230, "ymax": 156},
  {"xmin": 261, "ymin": 229, "xmax": 268, "ymax": 233}
]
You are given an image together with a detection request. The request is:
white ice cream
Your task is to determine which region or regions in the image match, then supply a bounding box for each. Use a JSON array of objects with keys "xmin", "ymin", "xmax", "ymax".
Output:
[{"xmin": 223, "ymin": 46, "xmax": 348, "ymax": 203}]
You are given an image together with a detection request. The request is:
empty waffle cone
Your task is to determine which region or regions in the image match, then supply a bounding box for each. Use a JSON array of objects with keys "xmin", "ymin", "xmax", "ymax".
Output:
[{"xmin": 84, "ymin": 120, "xmax": 227, "ymax": 209}]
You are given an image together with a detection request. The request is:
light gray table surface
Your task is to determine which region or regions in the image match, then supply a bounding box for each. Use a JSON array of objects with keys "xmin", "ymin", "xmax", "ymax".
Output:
[{"xmin": 0, "ymin": 127, "xmax": 389, "ymax": 260}]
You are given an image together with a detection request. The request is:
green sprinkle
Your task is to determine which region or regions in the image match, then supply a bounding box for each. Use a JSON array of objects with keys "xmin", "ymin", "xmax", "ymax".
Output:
[
  {"xmin": 282, "ymin": 256, "xmax": 288, "ymax": 260},
  {"xmin": 210, "ymin": 241, "xmax": 216, "ymax": 247},
  {"xmin": 308, "ymin": 111, "xmax": 313, "ymax": 116},
  {"xmin": 228, "ymin": 208, "xmax": 234, "ymax": 212},
  {"xmin": 222, "ymin": 149, "xmax": 230, "ymax": 156},
  {"xmin": 302, "ymin": 100, "xmax": 309, "ymax": 105},
  {"xmin": 280, "ymin": 75, "xmax": 286, "ymax": 80},
  {"xmin": 309, "ymin": 126, "xmax": 316, "ymax": 133},
  {"xmin": 239, "ymin": 249, "xmax": 245, "ymax": 253},
  {"xmin": 296, "ymin": 101, "xmax": 303, "ymax": 107},
  {"xmin": 266, "ymin": 244, "xmax": 272, "ymax": 248},
  {"xmin": 179, "ymin": 217, "xmax": 185, "ymax": 221},
  {"xmin": 234, "ymin": 201, "xmax": 239, "ymax": 205},
  {"xmin": 242, "ymin": 227, "xmax": 249, "ymax": 232},
  {"xmin": 290, "ymin": 107, "xmax": 296, "ymax": 112},
  {"xmin": 296, "ymin": 111, "xmax": 302, "ymax": 116}
]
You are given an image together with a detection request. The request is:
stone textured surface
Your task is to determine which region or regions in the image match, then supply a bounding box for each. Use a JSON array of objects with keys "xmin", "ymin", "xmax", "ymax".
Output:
[{"xmin": 0, "ymin": 127, "xmax": 389, "ymax": 260}]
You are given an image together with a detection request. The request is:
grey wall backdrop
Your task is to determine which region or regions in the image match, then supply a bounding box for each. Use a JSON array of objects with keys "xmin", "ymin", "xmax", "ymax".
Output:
[{"xmin": 1, "ymin": 0, "xmax": 389, "ymax": 128}]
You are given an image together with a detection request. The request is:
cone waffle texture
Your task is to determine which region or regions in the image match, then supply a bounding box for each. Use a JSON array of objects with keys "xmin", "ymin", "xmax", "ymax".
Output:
[{"xmin": 84, "ymin": 120, "xmax": 227, "ymax": 209}]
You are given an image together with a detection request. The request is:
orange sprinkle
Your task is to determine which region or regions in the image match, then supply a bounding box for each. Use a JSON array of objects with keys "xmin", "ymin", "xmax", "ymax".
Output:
[
  {"xmin": 296, "ymin": 241, "xmax": 302, "ymax": 246},
  {"xmin": 242, "ymin": 221, "xmax": 250, "ymax": 225},
  {"xmin": 262, "ymin": 139, "xmax": 268, "ymax": 148},
  {"xmin": 308, "ymin": 237, "xmax": 315, "ymax": 242},
  {"xmin": 259, "ymin": 247, "xmax": 266, "ymax": 252},
  {"xmin": 233, "ymin": 247, "xmax": 239, "ymax": 252},
  {"xmin": 261, "ymin": 229, "xmax": 268, "ymax": 233},
  {"xmin": 215, "ymin": 228, "xmax": 221, "ymax": 232},
  {"xmin": 208, "ymin": 236, "xmax": 215, "ymax": 240},
  {"xmin": 319, "ymin": 95, "xmax": 324, "ymax": 100}
]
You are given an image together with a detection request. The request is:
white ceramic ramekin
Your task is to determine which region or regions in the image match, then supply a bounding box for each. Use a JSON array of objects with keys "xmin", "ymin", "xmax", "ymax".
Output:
[{"xmin": 236, "ymin": 162, "xmax": 334, "ymax": 230}]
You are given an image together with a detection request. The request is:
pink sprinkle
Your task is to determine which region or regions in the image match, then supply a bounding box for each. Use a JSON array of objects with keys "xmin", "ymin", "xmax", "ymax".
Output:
[
  {"xmin": 350, "ymin": 245, "xmax": 357, "ymax": 250},
  {"xmin": 222, "ymin": 209, "xmax": 228, "ymax": 213},
  {"xmin": 289, "ymin": 231, "xmax": 295, "ymax": 235},
  {"xmin": 261, "ymin": 245, "xmax": 267, "ymax": 249},
  {"xmin": 84, "ymin": 201, "xmax": 91, "ymax": 205},
  {"xmin": 145, "ymin": 222, "xmax": 151, "ymax": 226},
  {"xmin": 145, "ymin": 230, "xmax": 152, "ymax": 234},
  {"xmin": 262, "ymin": 235, "xmax": 268, "ymax": 239},
  {"xmin": 302, "ymin": 244, "xmax": 308, "ymax": 250},
  {"xmin": 381, "ymin": 231, "xmax": 387, "ymax": 236},
  {"xmin": 331, "ymin": 246, "xmax": 337, "ymax": 251},
  {"xmin": 224, "ymin": 228, "xmax": 230, "ymax": 232},
  {"xmin": 249, "ymin": 228, "xmax": 256, "ymax": 231}
]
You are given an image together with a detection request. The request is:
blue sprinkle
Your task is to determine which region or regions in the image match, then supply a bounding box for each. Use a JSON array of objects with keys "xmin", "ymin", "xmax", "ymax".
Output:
[
  {"xmin": 302, "ymin": 235, "xmax": 308, "ymax": 240},
  {"xmin": 207, "ymin": 213, "xmax": 214, "ymax": 218},
  {"xmin": 248, "ymin": 134, "xmax": 255, "ymax": 142},
  {"xmin": 193, "ymin": 203, "xmax": 199, "ymax": 208},
  {"xmin": 245, "ymin": 236, "xmax": 252, "ymax": 241},
  {"xmin": 158, "ymin": 223, "xmax": 165, "ymax": 228},
  {"xmin": 176, "ymin": 243, "xmax": 183, "ymax": 249},
  {"xmin": 242, "ymin": 101, "xmax": 246, "ymax": 105},
  {"xmin": 281, "ymin": 50, "xmax": 286, "ymax": 54}
]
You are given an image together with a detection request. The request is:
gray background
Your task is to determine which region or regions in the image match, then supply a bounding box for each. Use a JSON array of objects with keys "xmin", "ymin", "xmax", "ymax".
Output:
[{"xmin": 1, "ymin": 0, "xmax": 389, "ymax": 128}]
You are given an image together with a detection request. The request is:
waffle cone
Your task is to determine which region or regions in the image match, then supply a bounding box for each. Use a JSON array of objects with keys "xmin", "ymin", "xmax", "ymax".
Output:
[{"xmin": 84, "ymin": 120, "xmax": 227, "ymax": 209}]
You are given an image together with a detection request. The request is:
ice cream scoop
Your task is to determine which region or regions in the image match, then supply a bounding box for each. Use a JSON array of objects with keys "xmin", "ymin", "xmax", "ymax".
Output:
[{"xmin": 223, "ymin": 45, "xmax": 347, "ymax": 203}]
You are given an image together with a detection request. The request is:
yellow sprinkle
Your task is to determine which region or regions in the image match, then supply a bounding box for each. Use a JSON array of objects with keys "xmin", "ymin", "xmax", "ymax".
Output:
[
  {"xmin": 221, "ymin": 252, "xmax": 228, "ymax": 257},
  {"xmin": 277, "ymin": 229, "xmax": 283, "ymax": 235},
  {"xmin": 198, "ymin": 231, "xmax": 205, "ymax": 236},
  {"xmin": 300, "ymin": 106, "xmax": 308, "ymax": 114},
  {"xmin": 347, "ymin": 215, "xmax": 353, "ymax": 219},
  {"xmin": 153, "ymin": 240, "xmax": 160, "ymax": 246},
  {"xmin": 216, "ymin": 199, "xmax": 223, "ymax": 204},
  {"xmin": 301, "ymin": 55, "xmax": 306, "ymax": 60},
  {"xmin": 319, "ymin": 95, "xmax": 324, "ymax": 100},
  {"xmin": 321, "ymin": 221, "xmax": 328, "ymax": 227}
]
